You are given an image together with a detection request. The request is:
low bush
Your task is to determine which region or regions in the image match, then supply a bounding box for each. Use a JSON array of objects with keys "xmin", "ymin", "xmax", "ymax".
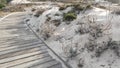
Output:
[
  {"xmin": 52, "ymin": 19, "xmax": 61, "ymax": 26},
  {"xmin": 73, "ymin": 3, "xmax": 92, "ymax": 11},
  {"xmin": 0, "ymin": 3, "xmax": 5, "ymax": 9},
  {"xmin": 0, "ymin": 0, "xmax": 7, "ymax": 4},
  {"xmin": 34, "ymin": 9, "xmax": 45, "ymax": 17},
  {"xmin": 31, "ymin": 8, "xmax": 36, "ymax": 12},
  {"xmin": 86, "ymin": 4, "xmax": 92, "ymax": 9},
  {"xmin": 73, "ymin": 4, "xmax": 84, "ymax": 11},
  {"xmin": 59, "ymin": 4, "xmax": 72, "ymax": 11},
  {"xmin": 6, "ymin": 0, "xmax": 12, "ymax": 3},
  {"xmin": 98, "ymin": 5, "xmax": 106, "ymax": 9},
  {"xmin": 63, "ymin": 12, "xmax": 77, "ymax": 21},
  {"xmin": 59, "ymin": 5, "xmax": 66, "ymax": 11},
  {"xmin": 113, "ymin": 10, "xmax": 120, "ymax": 15}
]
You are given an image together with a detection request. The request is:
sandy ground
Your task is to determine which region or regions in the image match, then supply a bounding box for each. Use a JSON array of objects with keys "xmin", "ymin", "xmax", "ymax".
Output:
[{"xmin": 25, "ymin": 2, "xmax": 120, "ymax": 68}]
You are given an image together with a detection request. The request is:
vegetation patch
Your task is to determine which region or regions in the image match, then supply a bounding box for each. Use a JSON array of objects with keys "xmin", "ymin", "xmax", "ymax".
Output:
[
  {"xmin": 73, "ymin": 3, "xmax": 92, "ymax": 11},
  {"xmin": 63, "ymin": 12, "xmax": 77, "ymax": 21},
  {"xmin": 0, "ymin": 0, "xmax": 7, "ymax": 9},
  {"xmin": 0, "ymin": 3, "xmax": 5, "ymax": 9}
]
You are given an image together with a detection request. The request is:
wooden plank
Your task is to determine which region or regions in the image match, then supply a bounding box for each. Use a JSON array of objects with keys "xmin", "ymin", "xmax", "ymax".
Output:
[
  {"xmin": 9, "ymin": 57, "xmax": 53, "ymax": 68},
  {"xmin": 30, "ymin": 59, "xmax": 60, "ymax": 68},
  {"xmin": 0, "ymin": 53, "xmax": 49, "ymax": 68},
  {"xmin": 0, "ymin": 44, "xmax": 46, "ymax": 59},
  {"xmin": 0, "ymin": 50, "xmax": 47, "ymax": 64},
  {"xmin": 0, "ymin": 42, "xmax": 42, "ymax": 52}
]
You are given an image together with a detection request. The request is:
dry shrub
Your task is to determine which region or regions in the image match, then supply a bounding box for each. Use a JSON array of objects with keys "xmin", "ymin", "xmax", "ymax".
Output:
[
  {"xmin": 78, "ymin": 58, "xmax": 84, "ymax": 68},
  {"xmin": 76, "ymin": 23, "xmax": 89, "ymax": 34},
  {"xmin": 59, "ymin": 4, "xmax": 67, "ymax": 11},
  {"xmin": 85, "ymin": 16, "xmax": 120, "ymax": 57},
  {"xmin": 59, "ymin": 3, "xmax": 72, "ymax": 11},
  {"xmin": 51, "ymin": 19, "xmax": 61, "ymax": 27},
  {"xmin": 40, "ymin": 22, "xmax": 55, "ymax": 40},
  {"xmin": 34, "ymin": 9, "xmax": 45, "ymax": 17},
  {"xmin": 95, "ymin": 38, "xmax": 120, "ymax": 57},
  {"xmin": 73, "ymin": 4, "xmax": 85, "ymax": 11},
  {"xmin": 112, "ymin": 10, "xmax": 120, "ymax": 15},
  {"xmin": 31, "ymin": 8, "xmax": 36, "ymax": 12},
  {"xmin": 59, "ymin": 39, "xmax": 79, "ymax": 60},
  {"xmin": 86, "ymin": 15, "xmax": 112, "ymax": 39},
  {"xmin": 98, "ymin": 5, "xmax": 107, "ymax": 9},
  {"xmin": 72, "ymin": 3, "xmax": 92, "ymax": 11},
  {"xmin": 76, "ymin": 15, "xmax": 118, "ymax": 57}
]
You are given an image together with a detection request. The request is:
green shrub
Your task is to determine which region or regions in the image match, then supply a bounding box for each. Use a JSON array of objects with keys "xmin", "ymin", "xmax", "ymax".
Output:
[
  {"xmin": 0, "ymin": 0, "xmax": 7, "ymax": 4},
  {"xmin": 0, "ymin": 0, "xmax": 8, "ymax": 9},
  {"xmin": 64, "ymin": 12, "xmax": 77, "ymax": 21},
  {"xmin": 0, "ymin": 3, "xmax": 5, "ymax": 9}
]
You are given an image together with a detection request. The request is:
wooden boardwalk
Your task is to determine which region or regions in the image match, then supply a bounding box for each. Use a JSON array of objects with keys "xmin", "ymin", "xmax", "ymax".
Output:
[{"xmin": 0, "ymin": 12, "xmax": 63, "ymax": 68}]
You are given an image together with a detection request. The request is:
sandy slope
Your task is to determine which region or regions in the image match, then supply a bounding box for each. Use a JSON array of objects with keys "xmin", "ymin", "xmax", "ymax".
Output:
[{"xmin": 24, "ymin": 2, "xmax": 120, "ymax": 68}]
